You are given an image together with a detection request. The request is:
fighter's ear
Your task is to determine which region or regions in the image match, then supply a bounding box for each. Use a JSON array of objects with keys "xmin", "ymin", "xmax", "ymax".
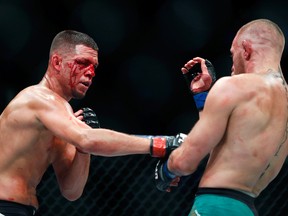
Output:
[
  {"xmin": 51, "ymin": 54, "xmax": 62, "ymax": 71},
  {"xmin": 242, "ymin": 40, "xmax": 252, "ymax": 60}
]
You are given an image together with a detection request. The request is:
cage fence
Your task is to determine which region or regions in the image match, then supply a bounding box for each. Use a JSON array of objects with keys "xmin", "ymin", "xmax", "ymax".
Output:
[{"xmin": 36, "ymin": 155, "xmax": 288, "ymax": 216}]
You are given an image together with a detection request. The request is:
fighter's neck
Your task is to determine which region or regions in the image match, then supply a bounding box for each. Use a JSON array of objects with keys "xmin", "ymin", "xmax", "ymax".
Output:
[{"xmin": 39, "ymin": 75, "xmax": 71, "ymax": 101}]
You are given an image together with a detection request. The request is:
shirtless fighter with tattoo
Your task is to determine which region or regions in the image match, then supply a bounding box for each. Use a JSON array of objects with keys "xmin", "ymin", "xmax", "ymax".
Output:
[{"xmin": 155, "ymin": 19, "xmax": 287, "ymax": 216}]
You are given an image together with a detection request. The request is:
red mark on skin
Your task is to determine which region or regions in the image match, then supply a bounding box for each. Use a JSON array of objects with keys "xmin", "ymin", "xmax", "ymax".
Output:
[
  {"xmin": 8, "ymin": 197, "xmax": 15, "ymax": 201},
  {"xmin": 67, "ymin": 61, "xmax": 95, "ymax": 88},
  {"xmin": 68, "ymin": 61, "xmax": 78, "ymax": 88},
  {"xmin": 87, "ymin": 64, "xmax": 95, "ymax": 76}
]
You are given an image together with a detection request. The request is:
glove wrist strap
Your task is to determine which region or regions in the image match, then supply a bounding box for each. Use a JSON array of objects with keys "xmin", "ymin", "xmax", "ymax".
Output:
[
  {"xmin": 193, "ymin": 91, "xmax": 208, "ymax": 111},
  {"xmin": 150, "ymin": 138, "xmax": 166, "ymax": 158},
  {"xmin": 163, "ymin": 161, "xmax": 176, "ymax": 179}
]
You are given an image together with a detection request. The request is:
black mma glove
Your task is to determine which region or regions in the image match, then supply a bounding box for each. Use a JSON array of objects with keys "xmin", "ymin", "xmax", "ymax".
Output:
[
  {"xmin": 150, "ymin": 133, "xmax": 186, "ymax": 158},
  {"xmin": 183, "ymin": 59, "xmax": 217, "ymax": 111},
  {"xmin": 82, "ymin": 107, "xmax": 100, "ymax": 128},
  {"xmin": 155, "ymin": 159, "xmax": 177, "ymax": 192}
]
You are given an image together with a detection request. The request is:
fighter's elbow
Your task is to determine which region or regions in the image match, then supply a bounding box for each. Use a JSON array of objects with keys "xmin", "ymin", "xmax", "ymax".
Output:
[
  {"xmin": 75, "ymin": 132, "xmax": 95, "ymax": 154},
  {"xmin": 61, "ymin": 189, "xmax": 83, "ymax": 201},
  {"xmin": 58, "ymin": 180, "xmax": 84, "ymax": 201},
  {"xmin": 169, "ymin": 156, "xmax": 198, "ymax": 176}
]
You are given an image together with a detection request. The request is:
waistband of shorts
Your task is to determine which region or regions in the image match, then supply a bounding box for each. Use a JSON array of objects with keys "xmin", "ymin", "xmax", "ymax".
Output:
[
  {"xmin": 196, "ymin": 187, "xmax": 255, "ymax": 206},
  {"xmin": 0, "ymin": 200, "xmax": 37, "ymax": 215}
]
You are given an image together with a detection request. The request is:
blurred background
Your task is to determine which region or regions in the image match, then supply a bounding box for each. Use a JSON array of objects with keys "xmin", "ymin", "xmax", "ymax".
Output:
[{"xmin": 1, "ymin": 0, "xmax": 288, "ymax": 215}]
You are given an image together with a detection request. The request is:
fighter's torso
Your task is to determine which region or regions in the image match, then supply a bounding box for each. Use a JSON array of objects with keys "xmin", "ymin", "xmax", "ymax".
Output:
[
  {"xmin": 199, "ymin": 72, "xmax": 288, "ymax": 197},
  {"xmin": 0, "ymin": 85, "xmax": 69, "ymax": 208}
]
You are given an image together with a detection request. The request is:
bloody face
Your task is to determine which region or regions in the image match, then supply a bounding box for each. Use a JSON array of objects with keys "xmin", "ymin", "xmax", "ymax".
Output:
[{"xmin": 64, "ymin": 45, "xmax": 99, "ymax": 99}]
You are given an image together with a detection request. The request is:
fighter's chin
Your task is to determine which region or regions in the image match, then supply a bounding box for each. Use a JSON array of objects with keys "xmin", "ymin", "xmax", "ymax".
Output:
[{"xmin": 72, "ymin": 91, "xmax": 86, "ymax": 99}]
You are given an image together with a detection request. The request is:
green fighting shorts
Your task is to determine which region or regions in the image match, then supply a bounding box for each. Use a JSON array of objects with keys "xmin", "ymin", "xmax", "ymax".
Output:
[{"xmin": 189, "ymin": 187, "xmax": 258, "ymax": 216}]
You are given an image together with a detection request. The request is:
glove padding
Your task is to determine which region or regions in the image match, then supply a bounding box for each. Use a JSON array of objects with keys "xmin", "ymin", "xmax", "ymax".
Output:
[
  {"xmin": 183, "ymin": 59, "xmax": 216, "ymax": 110},
  {"xmin": 183, "ymin": 59, "xmax": 216, "ymax": 92},
  {"xmin": 150, "ymin": 133, "xmax": 186, "ymax": 158},
  {"xmin": 82, "ymin": 107, "xmax": 100, "ymax": 128},
  {"xmin": 155, "ymin": 159, "xmax": 177, "ymax": 192}
]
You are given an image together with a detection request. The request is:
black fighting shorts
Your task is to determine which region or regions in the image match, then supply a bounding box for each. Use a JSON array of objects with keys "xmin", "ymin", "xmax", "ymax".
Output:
[{"xmin": 0, "ymin": 200, "xmax": 37, "ymax": 216}]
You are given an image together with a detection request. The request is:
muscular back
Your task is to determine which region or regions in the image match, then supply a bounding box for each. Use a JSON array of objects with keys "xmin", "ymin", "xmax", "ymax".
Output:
[
  {"xmin": 199, "ymin": 71, "xmax": 288, "ymax": 196},
  {"xmin": 0, "ymin": 85, "xmax": 72, "ymax": 207}
]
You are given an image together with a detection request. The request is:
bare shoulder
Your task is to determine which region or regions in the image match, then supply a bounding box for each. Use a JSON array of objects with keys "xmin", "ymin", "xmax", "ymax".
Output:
[
  {"xmin": 20, "ymin": 85, "xmax": 61, "ymax": 103},
  {"xmin": 213, "ymin": 74, "xmax": 259, "ymax": 89},
  {"xmin": 210, "ymin": 74, "xmax": 264, "ymax": 98},
  {"xmin": 1, "ymin": 85, "xmax": 72, "ymax": 127},
  {"xmin": 207, "ymin": 76, "xmax": 243, "ymax": 102},
  {"xmin": 12, "ymin": 85, "xmax": 70, "ymax": 111},
  {"xmin": 203, "ymin": 74, "xmax": 267, "ymax": 116}
]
